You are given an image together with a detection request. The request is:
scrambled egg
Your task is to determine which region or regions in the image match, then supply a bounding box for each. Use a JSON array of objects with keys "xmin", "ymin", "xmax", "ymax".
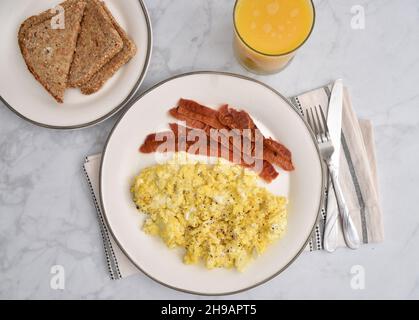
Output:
[{"xmin": 131, "ymin": 155, "xmax": 288, "ymax": 271}]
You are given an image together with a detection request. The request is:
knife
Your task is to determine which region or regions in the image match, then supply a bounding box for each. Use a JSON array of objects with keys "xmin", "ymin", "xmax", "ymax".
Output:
[{"xmin": 323, "ymin": 79, "xmax": 360, "ymax": 251}]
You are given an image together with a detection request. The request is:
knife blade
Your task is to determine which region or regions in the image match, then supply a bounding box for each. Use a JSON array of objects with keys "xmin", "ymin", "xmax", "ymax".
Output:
[
  {"xmin": 327, "ymin": 79, "xmax": 343, "ymax": 170},
  {"xmin": 323, "ymin": 79, "xmax": 343, "ymax": 252}
]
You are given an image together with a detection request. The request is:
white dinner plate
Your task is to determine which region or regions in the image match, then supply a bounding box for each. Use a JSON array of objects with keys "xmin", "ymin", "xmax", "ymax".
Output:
[
  {"xmin": 100, "ymin": 72, "xmax": 324, "ymax": 295},
  {"xmin": 0, "ymin": 0, "xmax": 151, "ymax": 129}
]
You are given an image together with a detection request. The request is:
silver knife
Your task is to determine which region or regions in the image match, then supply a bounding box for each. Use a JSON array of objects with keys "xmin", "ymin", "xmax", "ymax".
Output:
[{"xmin": 323, "ymin": 79, "xmax": 360, "ymax": 251}]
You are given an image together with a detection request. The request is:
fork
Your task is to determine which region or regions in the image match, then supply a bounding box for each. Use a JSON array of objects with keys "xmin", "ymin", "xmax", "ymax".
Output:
[{"xmin": 305, "ymin": 106, "xmax": 360, "ymax": 250}]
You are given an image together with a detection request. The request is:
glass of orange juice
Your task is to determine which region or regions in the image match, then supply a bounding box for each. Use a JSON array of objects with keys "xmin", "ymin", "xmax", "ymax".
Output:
[{"xmin": 233, "ymin": 0, "xmax": 315, "ymax": 74}]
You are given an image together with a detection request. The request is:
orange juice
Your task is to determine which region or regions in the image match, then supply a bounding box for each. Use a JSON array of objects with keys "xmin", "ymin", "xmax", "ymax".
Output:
[{"xmin": 234, "ymin": 0, "xmax": 315, "ymax": 74}]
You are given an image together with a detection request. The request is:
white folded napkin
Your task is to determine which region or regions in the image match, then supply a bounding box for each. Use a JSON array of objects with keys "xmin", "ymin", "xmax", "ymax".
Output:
[{"xmin": 83, "ymin": 83, "xmax": 383, "ymax": 279}]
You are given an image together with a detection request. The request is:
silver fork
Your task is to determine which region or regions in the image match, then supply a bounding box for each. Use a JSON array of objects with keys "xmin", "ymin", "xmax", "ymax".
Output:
[{"xmin": 305, "ymin": 106, "xmax": 360, "ymax": 250}]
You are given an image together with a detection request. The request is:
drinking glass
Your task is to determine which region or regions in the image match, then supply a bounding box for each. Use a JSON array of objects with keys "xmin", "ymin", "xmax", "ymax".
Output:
[{"xmin": 233, "ymin": 0, "xmax": 315, "ymax": 75}]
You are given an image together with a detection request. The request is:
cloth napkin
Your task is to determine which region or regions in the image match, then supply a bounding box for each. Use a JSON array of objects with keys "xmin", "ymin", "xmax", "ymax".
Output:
[
  {"xmin": 83, "ymin": 83, "xmax": 384, "ymax": 279},
  {"xmin": 290, "ymin": 85, "xmax": 383, "ymax": 251}
]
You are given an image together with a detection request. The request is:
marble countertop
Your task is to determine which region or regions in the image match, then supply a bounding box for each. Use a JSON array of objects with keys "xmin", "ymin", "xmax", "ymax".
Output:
[{"xmin": 1, "ymin": 0, "xmax": 418, "ymax": 299}]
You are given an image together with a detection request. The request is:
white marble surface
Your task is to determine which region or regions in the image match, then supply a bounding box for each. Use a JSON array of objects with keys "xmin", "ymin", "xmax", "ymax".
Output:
[{"xmin": 1, "ymin": 0, "xmax": 418, "ymax": 299}]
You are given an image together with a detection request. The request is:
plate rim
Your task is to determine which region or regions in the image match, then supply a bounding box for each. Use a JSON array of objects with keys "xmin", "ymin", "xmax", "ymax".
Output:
[
  {"xmin": 0, "ymin": 0, "xmax": 152, "ymax": 130},
  {"xmin": 99, "ymin": 71, "xmax": 325, "ymax": 296}
]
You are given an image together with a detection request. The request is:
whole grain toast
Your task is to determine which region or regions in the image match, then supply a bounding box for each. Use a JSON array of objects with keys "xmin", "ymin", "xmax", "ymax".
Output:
[
  {"xmin": 68, "ymin": 0, "xmax": 123, "ymax": 88},
  {"xmin": 18, "ymin": 0, "xmax": 86, "ymax": 103},
  {"xmin": 80, "ymin": 2, "xmax": 137, "ymax": 95}
]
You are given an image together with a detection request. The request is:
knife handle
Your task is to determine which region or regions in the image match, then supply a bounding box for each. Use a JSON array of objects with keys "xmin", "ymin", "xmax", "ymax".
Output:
[{"xmin": 327, "ymin": 161, "xmax": 361, "ymax": 250}]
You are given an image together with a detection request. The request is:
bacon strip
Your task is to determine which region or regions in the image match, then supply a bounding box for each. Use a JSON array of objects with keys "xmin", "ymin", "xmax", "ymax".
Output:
[
  {"xmin": 177, "ymin": 98, "xmax": 225, "ymax": 129},
  {"xmin": 140, "ymin": 130, "xmax": 278, "ymax": 183},
  {"xmin": 168, "ymin": 123, "xmax": 278, "ymax": 182},
  {"xmin": 217, "ymin": 104, "xmax": 294, "ymax": 171},
  {"xmin": 218, "ymin": 104, "xmax": 257, "ymax": 132},
  {"xmin": 170, "ymin": 122, "xmax": 245, "ymax": 160},
  {"xmin": 169, "ymin": 106, "xmax": 233, "ymax": 151},
  {"xmin": 262, "ymin": 146, "xmax": 294, "ymax": 170},
  {"xmin": 264, "ymin": 137, "xmax": 292, "ymax": 160},
  {"xmin": 169, "ymin": 123, "xmax": 232, "ymax": 159},
  {"xmin": 139, "ymin": 132, "xmax": 169, "ymax": 153},
  {"xmin": 263, "ymin": 149, "xmax": 294, "ymax": 171},
  {"xmin": 169, "ymin": 107, "xmax": 208, "ymax": 130},
  {"xmin": 260, "ymin": 161, "xmax": 279, "ymax": 183},
  {"xmin": 139, "ymin": 99, "xmax": 294, "ymax": 183},
  {"xmin": 139, "ymin": 131, "xmax": 187, "ymax": 154}
]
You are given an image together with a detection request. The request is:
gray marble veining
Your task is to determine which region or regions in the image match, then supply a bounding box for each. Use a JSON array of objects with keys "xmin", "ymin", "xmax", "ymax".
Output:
[{"xmin": 1, "ymin": 0, "xmax": 419, "ymax": 299}]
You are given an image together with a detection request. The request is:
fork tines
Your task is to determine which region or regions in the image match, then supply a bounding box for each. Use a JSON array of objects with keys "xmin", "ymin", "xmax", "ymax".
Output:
[{"xmin": 305, "ymin": 105, "xmax": 330, "ymax": 142}]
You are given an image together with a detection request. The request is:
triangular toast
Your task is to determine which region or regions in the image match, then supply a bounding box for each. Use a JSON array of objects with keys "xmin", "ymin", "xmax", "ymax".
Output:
[
  {"xmin": 18, "ymin": 0, "xmax": 86, "ymax": 103},
  {"xmin": 68, "ymin": 0, "xmax": 123, "ymax": 88},
  {"xmin": 80, "ymin": 1, "xmax": 137, "ymax": 95}
]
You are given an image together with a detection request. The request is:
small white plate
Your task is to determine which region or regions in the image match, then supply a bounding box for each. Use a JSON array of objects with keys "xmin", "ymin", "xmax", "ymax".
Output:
[
  {"xmin": 0, "ymin": 0, "xmax": 152, "ymax": 129},
  {"xmin": 100, "ymin": 72, "xmax": 323, "ymax": 295}
]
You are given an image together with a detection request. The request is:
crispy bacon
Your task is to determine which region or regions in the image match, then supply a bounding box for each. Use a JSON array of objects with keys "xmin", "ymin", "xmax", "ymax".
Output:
[
  {"xmin": 169, "ymin": 107, "xmax": 208, "ymax": 130},
  {"xmin": 218, "ymin": 104, "xmax": 294, "ymax": 171},
  {"xmin": 260, "ymin": 161, "xmax": 279, "ymax": 183},
  {"xmin": 139, "ymin": 98, "xmax": 294, "ymax": 183},
  {"xmin": 169, "ymin": 123, "xmax": 205, "ymax": 148},
  {"xmin": 167, "ymin": 123, "xmax": 278, "ymax": 182},
  {"xmin": 218, "ymin": 104, "xmax": 257, "ymax": 131},
  {"xmin": 217, "ymin": 105, "xmax": 257, "ymax": 157},
  {"xmin": 264, "ymin": 137, "xmax": 292, "ymax": 160},
  {"xmin": 139, "ymin": 132, "xmax": 168, "ymax": 153},
  {"xmin": 177, "ymin": 98, "xmax": 225, "ymax": 129},
  {"xmin": 170, "ymin": 101, "xmax": 248, "ymax": 156},
  {"xmin": 263, "ymin": 149, "xmax": 294, "ymax": 171}
]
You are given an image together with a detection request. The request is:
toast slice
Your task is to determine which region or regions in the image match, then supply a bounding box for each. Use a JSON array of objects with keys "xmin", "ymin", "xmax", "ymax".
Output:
[
  {"xmin": 18, "ymin": 0, "xmax": 86, "ymax": 103},
  {"xmin": 68, "ymin": 0, "xmax": 123, "ymax": 87},
  {"xmin": 80, "ymin": 2, "xmax": 137, "ymax": 95}
]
